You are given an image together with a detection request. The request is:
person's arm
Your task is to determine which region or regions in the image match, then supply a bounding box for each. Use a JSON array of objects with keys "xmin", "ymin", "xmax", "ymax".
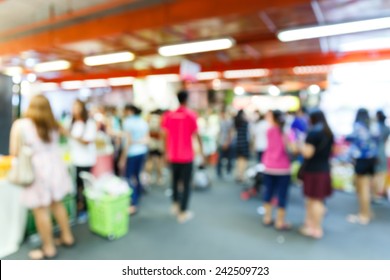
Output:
[
  {"xmin": 301, "ymin": 143, "xmax": 315, "ymax": 159},
  {"xmin": 197, "ymin": 133, "xmax": 205, "ymax": 160},
  {"xmin": 118, "ymin": 132, "xmax": 131, "ymax": 173},
  {"xmin": 299, "ymin": 131, "xmax": 320, "ymax": 159},
  {"xmin": 72, "ymin": 121, "xmax": 97, "ymax": 145},
  {"xmin": 161, "ymin": 129, "xmax": 169, "ymax": 164}
]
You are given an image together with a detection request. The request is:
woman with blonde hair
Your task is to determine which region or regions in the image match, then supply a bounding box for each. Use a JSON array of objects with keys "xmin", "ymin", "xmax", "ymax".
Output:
[{"xmin": 9, "ymin": 95, "xmax": 74, "ymax": 259}]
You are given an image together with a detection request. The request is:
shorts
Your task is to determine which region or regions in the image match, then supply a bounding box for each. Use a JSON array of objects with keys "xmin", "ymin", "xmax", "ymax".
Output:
[
  {"xmin": 354, "ymin": 158, "xmax": 376, "ymax": 176},
  {"xmin": 149, "ymin": 150, "xmax": 163, "ymax": 157}
]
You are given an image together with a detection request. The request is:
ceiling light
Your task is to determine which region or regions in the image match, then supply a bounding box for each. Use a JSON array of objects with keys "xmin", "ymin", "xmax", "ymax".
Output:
[
  {"xmin": 158, "ymin": 38, "xmax": 235, "ymax": 56},
  {"xmin": 293, "ymin": 65, "xmax": 329, "ymax": 75},
  {"xmin": 34, "ymin": 60, "xmax": 71, "ymax": 73},
  {"xmin": 234, "ymin": 86, "xmax": 245, "ymax": 96},
  {"xmin": 339, "ymin": 37, "xmax": 390, "ymax": 52},
  {"xmin": 27, "ymin": 73, "xmax": 37, "ymax": 83},
  {"xmin": 196, "ymin": 71, "xmax": 221, "ymax": 81},
  {"xmin": 12, "ymin": 75, "xmax": 22, "ymax": 84},
  {"xmin": 3, "ymin": 66, "xmax": 23, "ymax": 76},
  {"xmin": 147, "ymin": 74, "xmax": 181, "ymax": 82},
  {"xmin": 277, "ymin": 16, "xmax": 390, "ymax": 42},
  {"xmin": 39, "ymin": 82, "xmax": 59, "ymax": 92},
  {"xmin": 84, "ymin": 79, "xmax": 108, "ymax": 88},
  {"xmin": 84, "ymin": 52, "xmax": 135, "ymax": 66},
  {"xmin": 107, "ymin": 77, "xmax": 135, "ymax": 86},
  {"xmin": 61, "ymin": 80, "xmax": 84, "ymax": 90},
  {"xmin": 268, "ymin": 85, "xmax": 280, "ymax": 96},
  {"xmin": 223, "ymin": 68, "xmax": 269, "ymax": 79},
  {"xmin": 308, "ymin": 84, "xmax": 321, "ymax": 95}
]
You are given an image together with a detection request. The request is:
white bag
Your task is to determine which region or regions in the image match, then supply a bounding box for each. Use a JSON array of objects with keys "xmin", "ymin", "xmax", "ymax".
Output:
[
  {"xmin": 193, "ymin": 166, "xmax": 211, "ymax": 190},
  {"xmin": 8, "ymin": 128, "xmax": 35, "ymax": 186}
]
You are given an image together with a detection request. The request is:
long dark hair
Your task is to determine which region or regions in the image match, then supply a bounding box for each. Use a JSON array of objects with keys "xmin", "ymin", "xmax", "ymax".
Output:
[
  {"xmin": 234, "ymin": 109, "xmax": 246, "ymax": 128},
  {"xmin": 355, "ymin": 108, "xmax": 370, "ymax": 128},
  {"xmin": 270, "ymin": 110, "xmax": 285, "ymax": 130},
  {"xmin": 376, "ymin": 110, "xmax": 386, "ymax": 124},
  {"xmin": 72, "ymin": 99, "xmax": 88, "ymax": 123},
  {"xmin": 125, "ymin": 104, "xmax": 142, "ymax": 116},
  {"xmin": 309, "ymin": 109, "xmax": 333, "ymax": 138},
  {"xmin": 254, "ymin": 110, "xmax": 264, "ymax": 122}
]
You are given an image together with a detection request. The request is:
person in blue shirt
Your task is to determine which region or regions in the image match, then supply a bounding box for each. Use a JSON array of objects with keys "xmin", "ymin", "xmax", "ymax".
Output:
[
  {"xmin": 119, "ymin": 105, "xmax": 149, "ymax": 215},
  {"xmin": 346, "ymin": 108, "xmax": 378, "ymax": 225},
  {"xmin": 372, "ymin": 110, "xmax": 390, "ymax": 202},
  {"xmin": 291, "ymin": 107, "xmax": 309, "ymax": 138}
]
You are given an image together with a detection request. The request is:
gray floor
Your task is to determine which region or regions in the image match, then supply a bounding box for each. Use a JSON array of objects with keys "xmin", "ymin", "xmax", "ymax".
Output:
[{"xmin": 6, "ymin": 174, "xmax": 390, "ymax": 260}]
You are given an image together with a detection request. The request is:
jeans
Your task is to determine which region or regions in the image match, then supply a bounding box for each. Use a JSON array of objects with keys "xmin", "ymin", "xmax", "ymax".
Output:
[
  {"xmin": 171, "ymin": 162, "xmax": 193, "ymax": 212},
  {"xmin": 125, "ymin": 153, "xmax": 147, "ymax": 206},
  {"xmin": 75, "ymin": 166, "xmax": 92, "ymax": 214},
  {"xmin": 263, "ymin": 174, "xmax": 291, "ymax": 208},
  {"xmin": 216, "ymin": 145, "xmax": 234, "ymax": 177}
]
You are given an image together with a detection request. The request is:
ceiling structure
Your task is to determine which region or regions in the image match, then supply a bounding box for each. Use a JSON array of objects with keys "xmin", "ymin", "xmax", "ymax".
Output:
[{"xmin": 0, "ymin": 0, "xmax": 390, "ymax": 85}]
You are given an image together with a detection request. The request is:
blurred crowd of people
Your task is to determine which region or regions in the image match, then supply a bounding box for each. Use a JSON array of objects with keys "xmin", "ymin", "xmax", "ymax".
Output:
[{"xmin": 9, "ymin": 91, "xmax": 390, "ymax": 259}]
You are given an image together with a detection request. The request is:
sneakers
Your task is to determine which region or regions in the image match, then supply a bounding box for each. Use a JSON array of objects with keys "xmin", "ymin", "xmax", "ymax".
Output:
[
  {"xmin": 77, "ymin": 212, "xmax": 88, "ymax": 224},
  {"xmin": 178, "ymin": 211, "xmax": 194, "ymax": 224}
]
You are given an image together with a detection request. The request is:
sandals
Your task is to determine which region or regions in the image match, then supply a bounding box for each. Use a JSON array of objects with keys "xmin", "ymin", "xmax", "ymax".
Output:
[
  {"xmin": 262, "ymin": 220, "xmax": 274, "ymax": 227},
  {"xmin": 299, "ymin": 226, "xmax": 323, "ymax": 239},
  {"xmin": 347, "ymin": 214, "xmax": 370, "ymax": 225},
  {"xmin": 275, "ymin": 223, "xmax": 293, "ymax": 231},
  {"xmin": 55, "ymin": 238, "xmax": 76, "ymax": 248},
  {"xmin": 29, "ymin": 248, "xmax": 57, "ymax": 260},
  {"xmin": 128, "ymin": 206, "xmax": 138, "ymax": 216}
]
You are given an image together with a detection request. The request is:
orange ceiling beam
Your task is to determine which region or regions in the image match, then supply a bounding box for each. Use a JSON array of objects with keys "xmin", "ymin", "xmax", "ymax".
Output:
[
  {"xmin": 41, "ymin": 49, "xmax": 390, "ymax": 83},
  {"xmin": 0, "ymin": 0, "xmax": 311, "ymax": 55}
]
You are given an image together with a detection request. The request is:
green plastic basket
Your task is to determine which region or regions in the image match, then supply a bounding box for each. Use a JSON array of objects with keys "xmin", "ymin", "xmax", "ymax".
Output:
[
  {"xmin": 85, "ymin": 191, "xmax": 130, "ymax": 240},
  {"xmin": 26, "ymin": 194, "xmax": 76, "ymax": 236}
]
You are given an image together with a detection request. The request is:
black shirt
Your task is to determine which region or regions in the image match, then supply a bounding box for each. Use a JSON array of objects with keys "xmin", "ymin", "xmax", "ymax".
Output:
[{"xmin": 304, "ymin": 126, "xmax": 334, "ymax": 172}]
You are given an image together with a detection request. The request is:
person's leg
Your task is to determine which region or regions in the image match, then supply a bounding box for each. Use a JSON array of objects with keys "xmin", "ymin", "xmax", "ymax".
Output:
[
  {"xmin": 178, "ymin": 162, "xmax": 194, "ymax": 223},
  {"xmin": 263, "ymin": 174, "xmax": 276, "ymax": 225},
  {"xmin": 156, "ymin": 154, "xmax": 164, "ymax": 184},
  {"xmin": 126, "ymin": 156, "xmax": 139, "ymax": 213},
  {"xmin": 51, "ymin": 201, "xmax": 74, "ymax": 245},
  {"xmin": 171, "ymin": 163, "xmax": 180, "ymax": 214},
  {"xmin": 135, "ymin": 153, "xmax": 147, "ymax": 198},
  {"xmin": 356, "ymin": 175, "xmax": 372, "ymax": 221},
  {"xmin": 75, "ymin": 166, "xmax": 91, "ymax": 215},
  {"xmin": 29, "ymin": 207, "xmax": 56, "ymax": 259},
  {"xmin": 226, "ymin": 146, "xmax": 234, "ymax": 175},
  {"xmin": 180, "ymin": 162, "xmax": 193, "ymax": 212},
  {"xmin": 236, "ymin": 156, "xmax": 247, "ymax": 182},
  {"xmin": 275, "ymin": 175, "xmax": 291, "ymax": 229},
  {"xmin": 216, "ymin": 147, "xmax": 224, "ymax": 178},
  {"xmin": 311, "ymin": 199, "xmax": 325, "ymax": 238},
  {"xmin": 303, "ymin": 198, "xmax": 313, "ymax": 229},
  {"xmin": 373, "ymin": 172, "xmax": 387, "ymax": 199}
]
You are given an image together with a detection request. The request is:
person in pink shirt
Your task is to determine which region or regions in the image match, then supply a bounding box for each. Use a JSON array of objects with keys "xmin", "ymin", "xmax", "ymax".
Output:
[
  {"xmin": 162, "ymin": 91, "xmax": 204, "ymax": 223},
  {"xmin": 262, "ymin": 110, "xmax": 292, "ymax": 231}
]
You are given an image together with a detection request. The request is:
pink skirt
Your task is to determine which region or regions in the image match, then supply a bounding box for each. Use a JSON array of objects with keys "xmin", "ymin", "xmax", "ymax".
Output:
[{"xmin": 302, "ymin": 172, "xmax": 332, "ymax": 200}]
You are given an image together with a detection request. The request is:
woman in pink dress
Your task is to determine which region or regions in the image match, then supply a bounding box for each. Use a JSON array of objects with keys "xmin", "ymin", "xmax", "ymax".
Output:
[{"xmin": 9, "ymin": 95, "xmax": 74, "ymax": 259}]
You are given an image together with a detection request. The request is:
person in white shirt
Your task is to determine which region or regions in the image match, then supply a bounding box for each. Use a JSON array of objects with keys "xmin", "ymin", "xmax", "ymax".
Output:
[
  {"xmin": 68, "ymin": 100, "xmax": 97, "ymax": 221},
  {"xmin": 251, "ymin": 111, "xmax": 268, "ymax": 162}
]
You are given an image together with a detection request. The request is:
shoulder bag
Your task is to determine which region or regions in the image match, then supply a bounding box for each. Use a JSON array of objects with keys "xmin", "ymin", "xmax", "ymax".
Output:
[{"xmin": 8, "ymin": 124, "xmax": 35, "ymax": 186}]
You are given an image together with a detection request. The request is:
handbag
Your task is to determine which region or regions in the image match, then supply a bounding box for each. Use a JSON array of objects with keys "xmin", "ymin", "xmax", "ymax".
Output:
[{"xmin": 8, "ymin": 125, "xmax": 35, "ymax": 186}]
